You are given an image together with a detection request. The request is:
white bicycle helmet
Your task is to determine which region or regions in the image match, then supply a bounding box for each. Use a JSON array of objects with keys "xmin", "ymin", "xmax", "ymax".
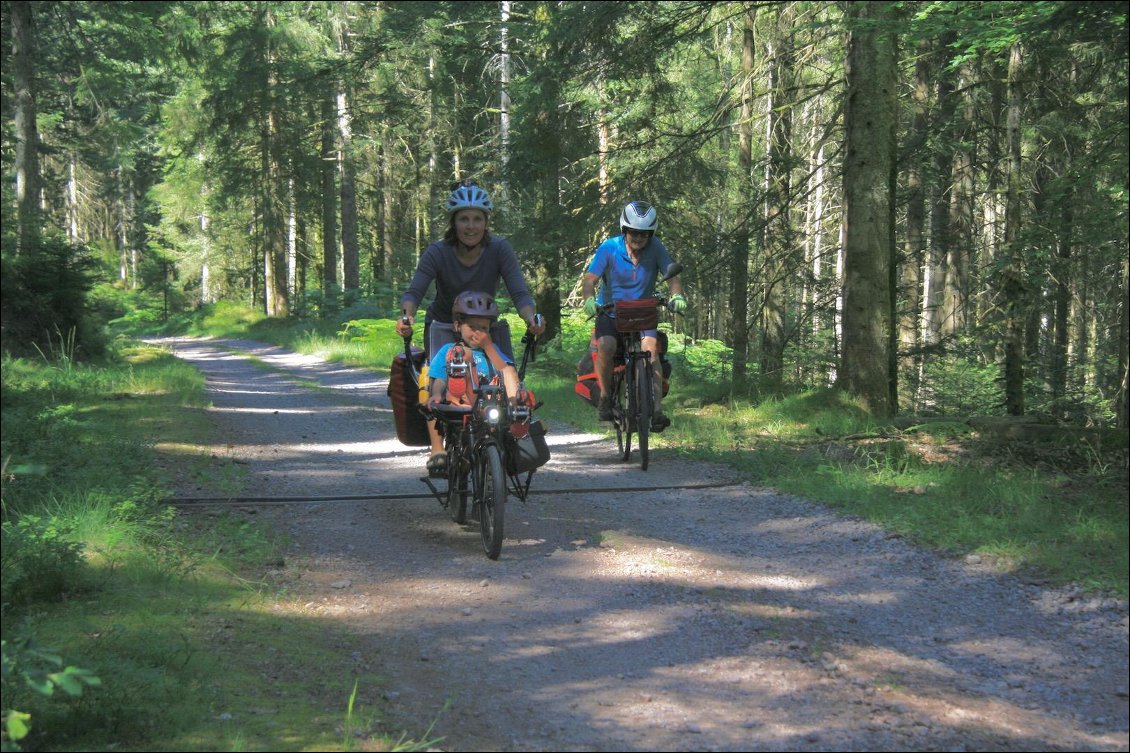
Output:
[
  {"xmin": 446, "ymin": 180, "xmax": 493, "ymax": 215},
  {"xmin": 620, "ymin": 201, "xmax": 658, "ymax": 233}
]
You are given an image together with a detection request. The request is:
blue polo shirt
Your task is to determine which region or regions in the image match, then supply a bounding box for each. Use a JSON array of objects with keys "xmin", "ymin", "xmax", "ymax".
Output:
[{"xmin": 586, "ymin": 235, "xmax": 676, "ymax": 305}]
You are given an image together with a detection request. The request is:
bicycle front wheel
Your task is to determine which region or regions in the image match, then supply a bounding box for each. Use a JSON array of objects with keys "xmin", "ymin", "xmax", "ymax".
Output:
[
  {"xmin": 635, "ymin": 357, "xmax": 653, "ymax": 471},
  {"xmin": 612, "ymin": 373, "xmax": 631, "ymax": 461},
  {"xmin": 475, "ymin": 443, "xmax": 506, "ymax": 559}
]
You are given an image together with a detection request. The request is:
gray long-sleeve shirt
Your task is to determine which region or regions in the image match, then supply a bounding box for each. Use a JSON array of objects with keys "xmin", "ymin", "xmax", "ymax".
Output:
[{"xmin": 401, "ymin": 236, "xmax": 535, "ymax": 323}]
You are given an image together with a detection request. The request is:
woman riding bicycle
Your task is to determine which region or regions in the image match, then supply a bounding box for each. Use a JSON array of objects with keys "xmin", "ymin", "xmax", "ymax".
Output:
[
  {"xmin": 581, "ymin": 200, "xmax": 687, "ymax": 432},
  {"xmin": 396, "ymin": 180, "xmax": 545, "ymax": 475}
]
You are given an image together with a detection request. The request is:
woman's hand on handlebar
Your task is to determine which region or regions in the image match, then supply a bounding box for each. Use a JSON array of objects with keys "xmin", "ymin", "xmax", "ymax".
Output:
[
  {"xmin": 525, "ymin": 313, "xmax": 546, "ymax": 336},
  {"xmin": 396, "ymin": 314, "xmax": 414, "ymax": 339}
]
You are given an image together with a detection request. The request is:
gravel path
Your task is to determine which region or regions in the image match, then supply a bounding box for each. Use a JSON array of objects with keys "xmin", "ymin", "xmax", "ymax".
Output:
[{"xmin": 153, "ymin": 336, "xmax": 1129, "ymax": 752}]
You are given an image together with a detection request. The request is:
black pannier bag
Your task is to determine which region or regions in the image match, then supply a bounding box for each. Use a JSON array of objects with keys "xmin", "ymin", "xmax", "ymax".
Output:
[
  {"xmin": 506, "ymin": 419, "xmax": 551, "ymax": 475},
  {"xmin": 388, "ymin": 346, "xmax": 431, "ymax": 446}
]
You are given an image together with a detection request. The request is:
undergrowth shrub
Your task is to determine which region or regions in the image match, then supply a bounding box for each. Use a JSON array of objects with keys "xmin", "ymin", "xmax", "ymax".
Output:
[{"xmin": 0, "ymin": 514, "xmax": 86, "ymax": 608}]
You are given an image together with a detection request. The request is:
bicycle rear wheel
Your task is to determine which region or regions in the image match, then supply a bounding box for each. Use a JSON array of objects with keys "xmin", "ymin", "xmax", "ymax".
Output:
[
  {"xmin": 475, "ymin": 443, "xmax": 506, "ymax": 559},
  {"xmin": 636, "ymin": 357, "xmax": 653, "ymax": 471}
]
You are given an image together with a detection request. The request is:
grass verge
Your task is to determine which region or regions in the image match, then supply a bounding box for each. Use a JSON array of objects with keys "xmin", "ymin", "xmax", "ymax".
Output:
[{"xmin": 0, "ymin": 341, "xmax": 438, "ymax": 751}]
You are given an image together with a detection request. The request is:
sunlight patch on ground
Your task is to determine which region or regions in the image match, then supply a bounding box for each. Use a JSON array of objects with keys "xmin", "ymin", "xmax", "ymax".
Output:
[{"xmin": 582, "ymin": 533, "xmax": 826, "ymax": 594}]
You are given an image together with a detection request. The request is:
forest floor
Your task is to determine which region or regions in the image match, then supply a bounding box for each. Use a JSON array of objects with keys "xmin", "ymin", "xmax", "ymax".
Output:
[{"xmin": 155, "ymin": 336, "xmax": 1128, "ymax": 752}]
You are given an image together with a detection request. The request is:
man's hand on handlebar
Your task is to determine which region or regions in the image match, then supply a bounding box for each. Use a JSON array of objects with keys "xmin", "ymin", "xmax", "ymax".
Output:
[{"xmin": 668, "ymin": 293, "xmax": 687, "ymax": 313}]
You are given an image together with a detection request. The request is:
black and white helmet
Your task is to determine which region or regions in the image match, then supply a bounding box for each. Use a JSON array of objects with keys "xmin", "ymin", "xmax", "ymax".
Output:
[{"xmin": 620, "ymin": 201, "xmax": 658, "ymax": 233}]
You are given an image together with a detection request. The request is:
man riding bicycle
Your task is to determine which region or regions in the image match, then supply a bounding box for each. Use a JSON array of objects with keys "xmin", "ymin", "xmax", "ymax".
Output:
[{"xmin": 581, "ymin": 201, "xmax": 687, "ymax": 432}]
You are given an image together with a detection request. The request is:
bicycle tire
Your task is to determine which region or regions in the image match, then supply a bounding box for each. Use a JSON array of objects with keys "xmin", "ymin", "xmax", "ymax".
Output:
[
  {"xmin": 636, "ymin": 356, "xmax": 652, "ymax": 471},
  {"xmin": 446, "ymin": 441, "xmax": 468, "ymax": 524},
  {"xmin": 476, "ymin": 443, "xmax": 506, "ymax": 559},
  {"xmin": 618, "ymin": 366, "xmax": 634, "ymax": 462}
]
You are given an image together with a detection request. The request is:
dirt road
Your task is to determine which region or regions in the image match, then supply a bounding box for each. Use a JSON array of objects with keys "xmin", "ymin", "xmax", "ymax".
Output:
[{"xmin": 156, "ymin": 336, "xmax": 1128, "ymax": 752}]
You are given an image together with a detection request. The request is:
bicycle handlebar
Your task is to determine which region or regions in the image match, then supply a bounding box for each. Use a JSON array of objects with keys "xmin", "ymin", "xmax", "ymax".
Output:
[{"xmin": 595, "ymin": 297, "xmax": 685, "ymax": 316}]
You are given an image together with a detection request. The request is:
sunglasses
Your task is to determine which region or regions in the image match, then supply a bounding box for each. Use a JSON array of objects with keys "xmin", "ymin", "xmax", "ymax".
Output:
[
  {"xmin": 450, "ymin": 179, "xmax": 480, "ymax": 191},
  {"xmin": 625, "ymin": 229, "xmax": 652, "ymax": 239}
]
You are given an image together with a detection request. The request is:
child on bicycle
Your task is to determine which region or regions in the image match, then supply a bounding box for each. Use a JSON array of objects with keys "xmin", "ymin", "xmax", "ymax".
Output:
[
  {"xmin": 581, "ymin": 201, "xmax": 686, "ymax": 432},
  {"xmin": 425, "ymin": 291, "xmax": 521, "ymax": 474}
]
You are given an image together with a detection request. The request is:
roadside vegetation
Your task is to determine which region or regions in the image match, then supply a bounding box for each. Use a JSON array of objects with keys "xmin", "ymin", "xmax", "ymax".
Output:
[
  {"xmin": 0, "ymin": 337, "xmax": 431, "ymax": 752},
  {"xmin": 2, "ymin": 300, "xmax": 1126, "ymax": 751}
]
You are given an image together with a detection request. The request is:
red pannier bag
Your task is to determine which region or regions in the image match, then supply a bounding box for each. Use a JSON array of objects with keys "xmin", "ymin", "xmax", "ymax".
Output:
[
  {"xmin": 575, "ymin": 331, "xmax": 670, "ymax": 403},
  {"xmin": 574, "ymin": 350, "xmax": 602, "ymax": 406},
  {"xmin": 388, "ymin": 346, "xmax": 431, "ymax": 446}
]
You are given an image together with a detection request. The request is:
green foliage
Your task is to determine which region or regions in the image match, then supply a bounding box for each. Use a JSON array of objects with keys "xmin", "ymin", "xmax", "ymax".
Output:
[
  {"xmin": 189, "ymin": 301, "xmax": 266, "ymax": 336},
  {"xmin": 673, "ymin": 334, "xmax": 734, "ymax": 391},
  {"xmin": 916, "ymin": 354, "xmax": 1003, "ymax": 416},
  {"xmin": 92, "ymin": 284, "xmax": 181, "ymax": 337},
  {"xmin": 1, "ymin": 634, "xmax": 101, "ymax": 752},
  {"xmin": 0, "ymin": 514, "xmax": 87, "ymax": 608},
  {"xmin": 340, "ymin": 317, "xmax": 410, "ymax": 368},
  {"xmin": 0, "ymin": 236, "xmax": 106, "ymax": 360},
  {"xmin": 902, "ymin": 421, "xmax": 974, "ymax": 439}
]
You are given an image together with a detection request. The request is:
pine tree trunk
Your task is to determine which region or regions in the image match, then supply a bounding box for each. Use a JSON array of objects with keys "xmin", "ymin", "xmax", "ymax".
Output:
[
  {"xmin": 261, "ymin": 6, "xmax": 288, "ymax": 318},
  {"xmin": 900, "ymin": 39, "xmax": 930, "ymax": 410},
  {"xmin": 925, "ymin": 37, "xmax": 955, "ymax": 345},
  {"xmin": 338, "ymin": 85, "xmax": 360, "ymax": 295},
  {"xmin": 942, "ymin": 61, "xmax": 976, "ymax": 338},
  {"xmin": 839, "ymin": 2, "xmax": 896, "ymax": 417},
  {"xmin": 760, "ymin": 3, "xmax": 794, "ymax": 389},
  {"xmin": 499, "ymin": 0, "xmax": 512, "ymax": 211},
  {"xmin": 320, "ymin": 95, "xmax": 339, "ymax": 308},
  {"xmin": 11, "ymin": 0, "xmax": 41, "ymax": 253},
  {"xmin": 1002, "ymin": 44, "xmax": 1026, "ymax": 416},
  {"xmin": 730, "ymin": 7, "xmax": 756, "ymax": 384},
  {"xmin": 1117, "ymin": 253, "xmax": 1129, "ymax": 430}
]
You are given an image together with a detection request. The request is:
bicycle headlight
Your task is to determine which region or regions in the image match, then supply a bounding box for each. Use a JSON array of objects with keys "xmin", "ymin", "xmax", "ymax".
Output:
[{"xmin": 477, "ymin": 400, "xmax": 502, "ymax": 425}]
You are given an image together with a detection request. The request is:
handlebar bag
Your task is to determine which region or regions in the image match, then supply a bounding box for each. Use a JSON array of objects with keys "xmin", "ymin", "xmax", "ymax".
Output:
[{"xmin": 614, "ymin": 298, "xmax": 660, "ymax": 332}]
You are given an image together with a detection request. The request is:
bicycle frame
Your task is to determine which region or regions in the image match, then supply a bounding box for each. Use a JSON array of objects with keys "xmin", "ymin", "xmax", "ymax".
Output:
[{"xmin": 599, "ymin": 298, "xmax": 668, "ymax": 471}]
